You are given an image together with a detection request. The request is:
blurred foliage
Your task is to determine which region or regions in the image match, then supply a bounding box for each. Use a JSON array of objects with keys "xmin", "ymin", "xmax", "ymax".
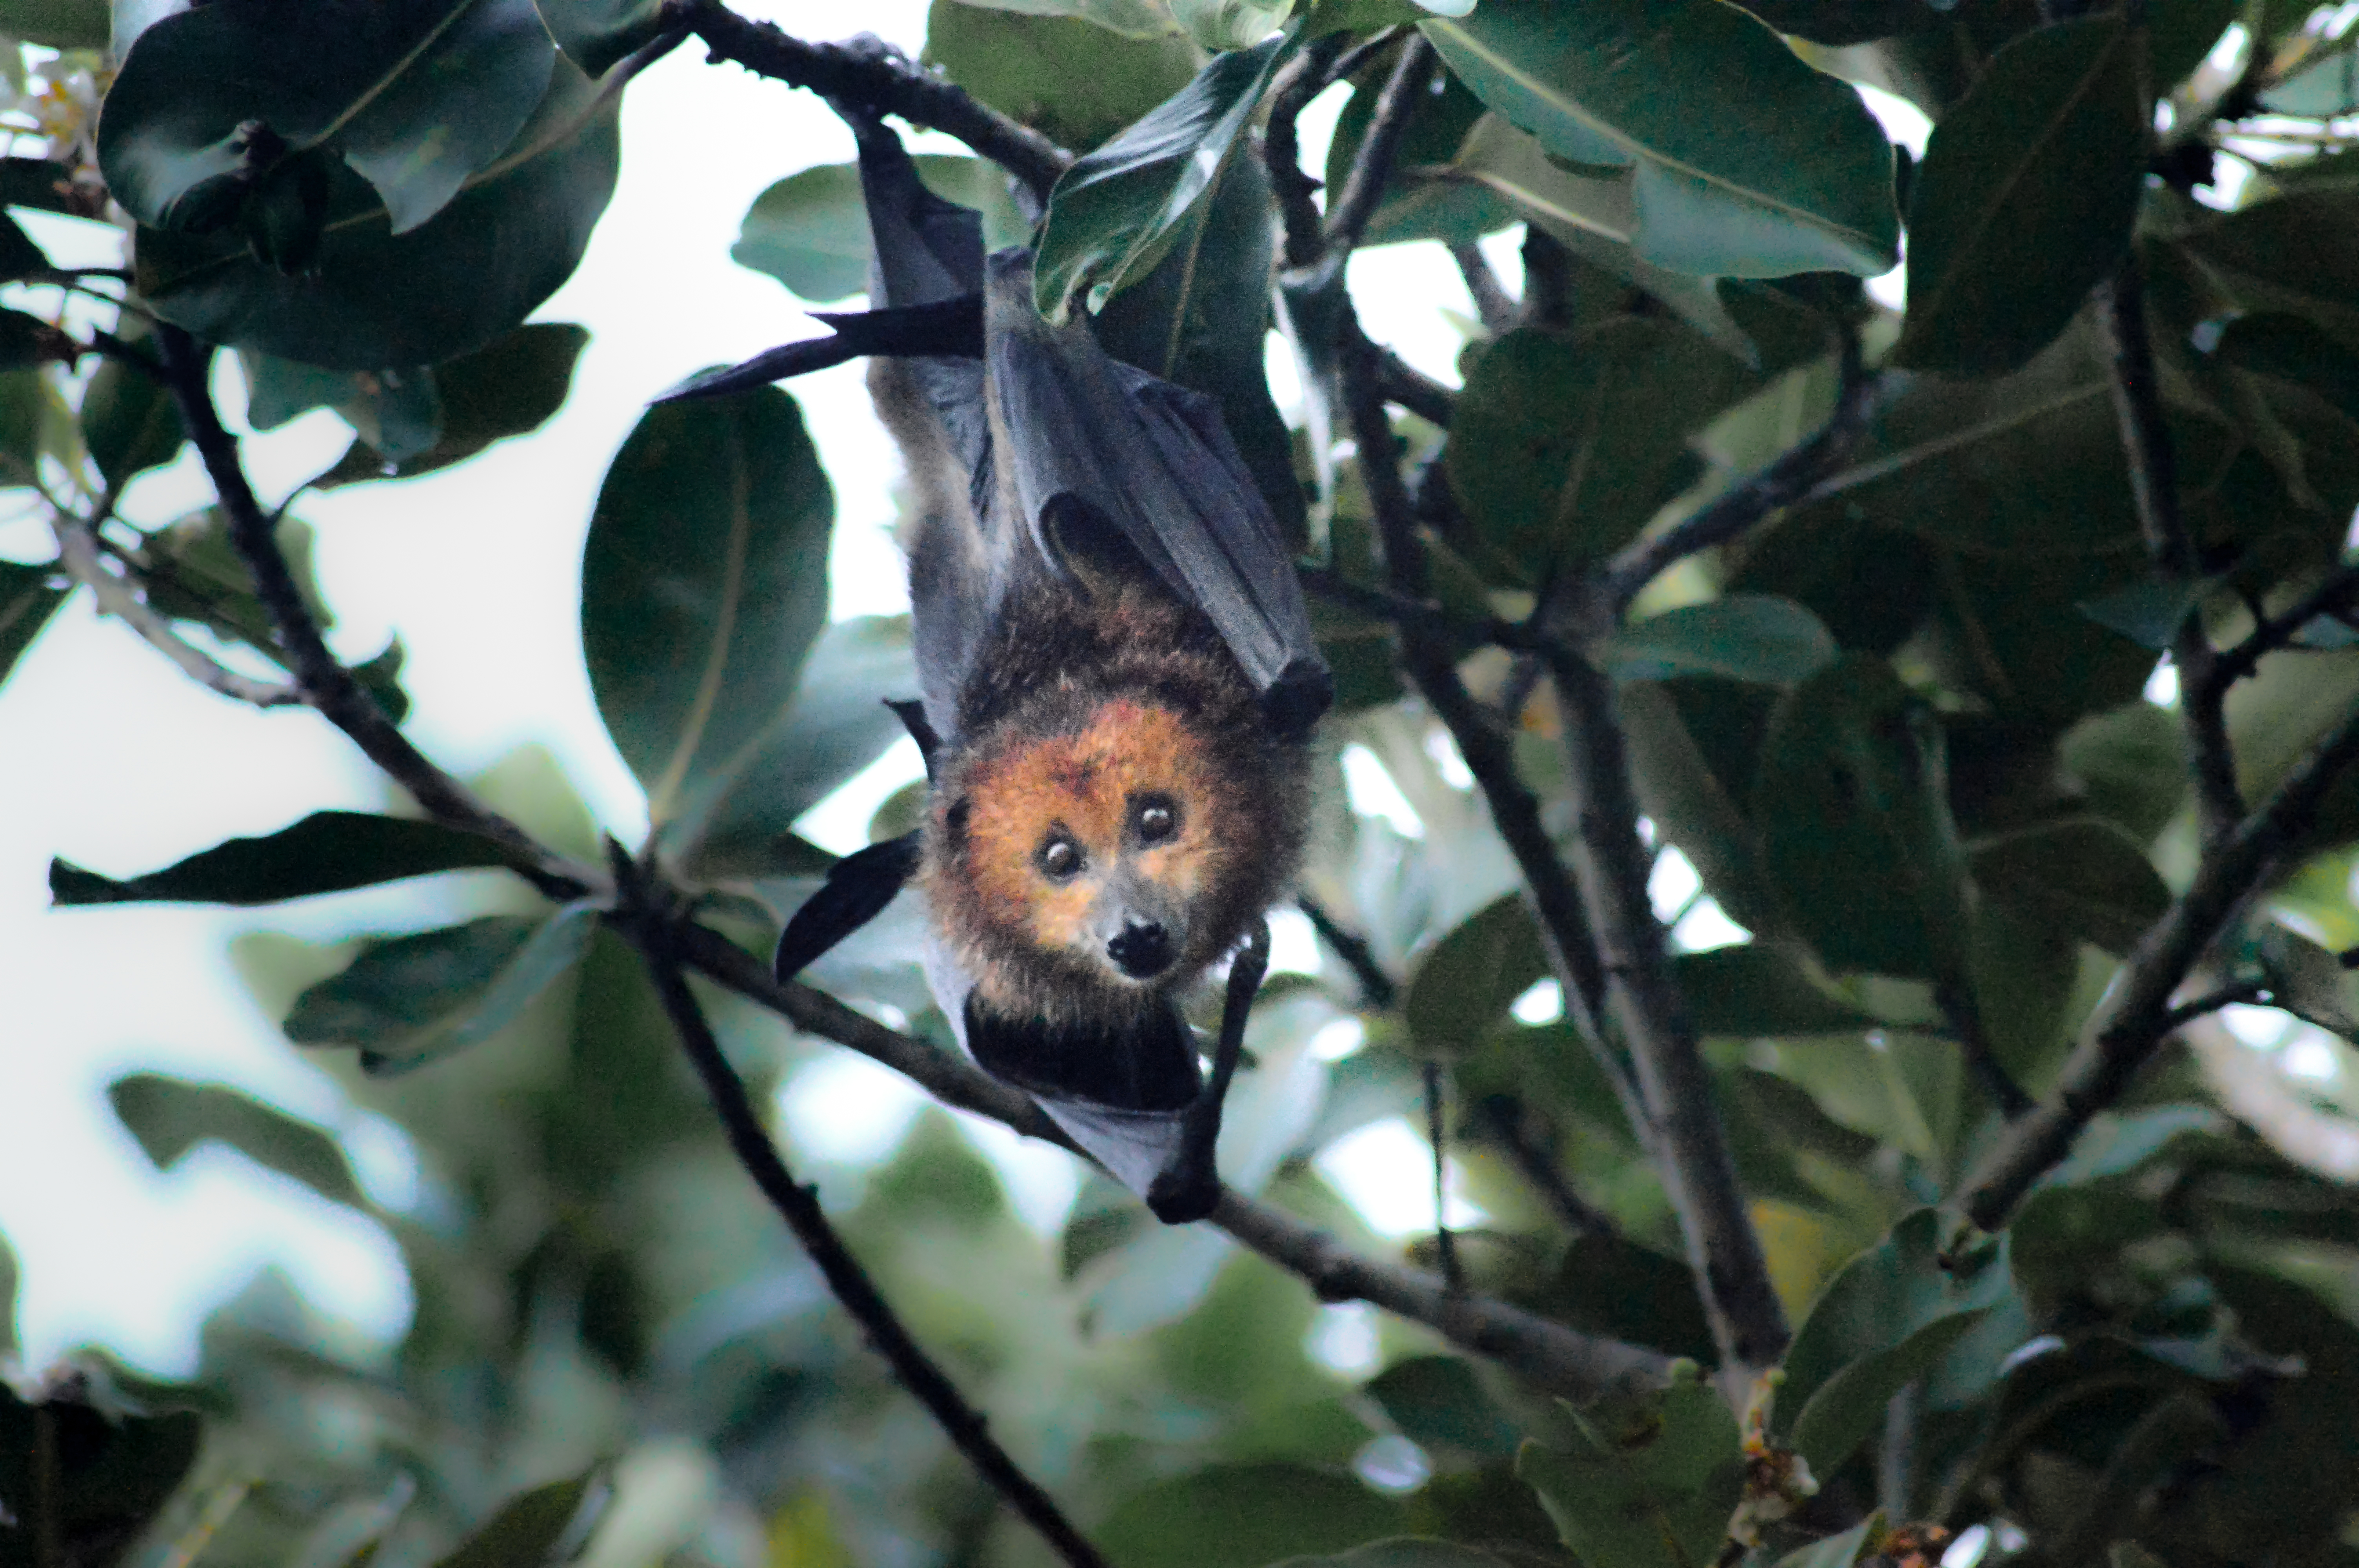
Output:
[{"xmin": 7, "ymin": 2, "xmax": 2359, "ymax": 1568}]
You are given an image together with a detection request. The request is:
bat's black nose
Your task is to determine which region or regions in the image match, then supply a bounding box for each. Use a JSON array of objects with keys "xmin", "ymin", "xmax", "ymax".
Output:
[{"xmin": 1107, "ymin": 920, "xmax": 1172, "ymax": 979}]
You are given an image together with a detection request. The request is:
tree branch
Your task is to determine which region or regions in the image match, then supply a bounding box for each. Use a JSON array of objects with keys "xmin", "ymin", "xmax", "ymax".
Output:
[
  {"xmin": 152, "ymin": 324, "xmax": 593, "ymax": 903},
  {"xmin": 1479, "ymin": 1094, "xmax": 1623, "ymax": 1239},
  {"xmin": 1296, "ymin": 893, "xmax": 1399, "ymax": 1011},
  {"xmin": 1602, "ymin": 339, "xmax": 1888, "ymax": 614},
  {"xmin": 2094, "ymin": 259, "xmax": 2241, "ymax": 844},
  {"xmin": 613, "ymin": 856, "xmax": 1110, "ymax": 1568},
  {"xmin": 1961, "ymin": 692, "xmax": 2359, "ymax": 1227},
  {"xmin": 49, "ymin": 511, "xmax": 298, "ymax": 708},
  {"xmin": 1323, "ymin": 34, "xmax": 1437, "ymax": 254},
  {"xmin": 1264, "ymin": 33, "xmax": 1349, "ymax": 271},
  {"xmin": 676, "ymin": 0, "xmax": 1073, "ymax": 202},
  {"xmin": 1545, "ymin": 643, "xmax": 1790, "ymax": 1376},
  {"xmin": 1449, "ymin": 240, "xmax": 1515, "ymax": 336},
  {"xmin": 2204, "ymin": 561, "xmax": 2359, "ymax": 695}
]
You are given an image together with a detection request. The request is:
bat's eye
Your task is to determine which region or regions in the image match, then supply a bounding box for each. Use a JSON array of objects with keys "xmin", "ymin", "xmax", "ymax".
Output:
[
  {"xmin": 1037, "ymin": 834, "xmax": 1084, "ymax": 881},
  {"xmin": 1134, "ymin": 795, "xmax": 1180, "ymax": 845}
]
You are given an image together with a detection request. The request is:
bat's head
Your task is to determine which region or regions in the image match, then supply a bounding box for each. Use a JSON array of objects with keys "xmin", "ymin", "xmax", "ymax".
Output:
[{"xmin": 929, "ymin": 693, "xmax": 1293, "ymax": 1014}]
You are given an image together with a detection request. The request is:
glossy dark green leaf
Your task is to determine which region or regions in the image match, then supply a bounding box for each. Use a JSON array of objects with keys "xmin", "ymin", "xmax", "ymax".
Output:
[
  {"xmin": 1518, "ymin": 1378, "xmax": 1744, "ymax": 1568},
  {"xmin": 2, "ymin": 0, "xmax": 107, "ymax": 47},
  {"xmin": 1773, "ymin": 1516, "xmax": 1883, "ymax": 1568},
  {"xmin": 671, "ymin": 615, "xmax": 918, "ymax": 873},
  {"xmin": 2059, "ymin": 700, "xmax": 2186, "ymax": 842},
  {"xmin": 244, "ymin": 352, "xmax": 443, "ymax": 463},
  {"xmin": 1363, "ymin": 1357, "xmax": 1520, "ymax": 1461},
  {"xmin": 107, "ymin": 1072, "xmax": 367, "ymax": 1209},
  {"xmin": 80, "ymin": 352, "xmax": 182, "ymax": 492},
  {"xmin": 138, "ymin": 505, "xmax": 331, "ymax": 658},
  {"xmin": 314, "ymin": 322, "xmax": 588, "ymax": 485},
  {"xmin": 924, "ymin": 0, "xmax": 1201, "ymax": 157},
  {"xmin": 580, "ymin": 386, "xmax": 834, "ymax": 838},
  {"xmin": 2266, "ymin": 47, "xmax": 2359, "ymax": 117},
  {"xmin": 1773, "ymin": 1209, "xmax": 2016, "ymax": 1472},
  {"xmin": 1605, "ymin": 595, "xmax": 1837, "ymax": 686},
  {"xmin": 351, "ymin": 637, "xmax": 413, "ymax": 725},
  {"xmin": 949, "ymin": 0, "xmax": 1178, "ymax": 36},
  {"xmin": 432, "ymin": 1471, "xmax": 602, "ymax": 1568},
  {"xmin": 100, "ymin": 0, "xmax": 552, "ymax": 236},
  {"xmin": 2215, "ymin": 309, "xmax": 2359, "ymax": 427},
  {"xmin": 1754, "ymin": 655, "xmax": 1974, "ymax": 980},
  {"xmin": 731, "ymin": 161, "xmax": 875, "ymax": 305},
  {"xmin": 1403, "ymin": 893, "xmax": 1547, "ymax": 1054},
  {"xmin": 1731, "ymin": 1, "xmax": 1922, "ymax": 44},
  {"xmin": 1528, "ymin": 1233, "xmax": 1717, "ymax": 1363},
  {"xmin": 1326, "ymin": 49, "xmax": 1511, "ymax": 249},
  {"xmin": 1895, "ymin": 17, "xmax": 2146, "ymax": 376},
  {"xmin": 2074, "ymin": 575, "xmax": 2211, "ymax": 652},
  {"xmin": 1167, "ymin": 0, "xmax": 1292, "ymax": 49},
  {"xmin": 0, "ymin": 306, "xmax": 72, "ymax": 369},
  {"xmin": 1448, "ymin": 323, "xmax": 1753, "ymax": 584},
  {"xmin": 1968, "ymin": 815, "xmax": 2169, "ymax": 957},
  {"xmin": 135, "ymin": 53, "xmax": 618, "ymax": 370},
  {"xmin": 284, "ymin": 904, "xmax": 602, "ymax": 1073},
  {"xmin": 1097, "ymin": 1463, "xmax": 1407, "ymax": 1568},
  {"xmin": 1675, "ymin": 943, "xmax": 1880, "ymax": 1037},
  {"xmin": 0, "ymin": 211, "xmax": 48, "ymax": 280},
  {"xmin": 1035, "ymin": 34, "xmax": 1288, "ymax": 321},
  {"xmin": 1096, "ymin": 145, "xmax": 1302, "ymax": 544},
  {"xmin": 49, "ymin": 811, "xmax": 519, "ymax": 906},
  {"xmin": 531, "ymin": 0, "xmax": 671, "ymax": 75},
  {"xmin": 0, "ymin": 557, "xmax": 67, "ymax": 691},
  {"xmin": 1271, "ymin": 1544, "xmax": 1512, "ymax": 1568},
  {"xmin": 1424, "ymin": 1, "xmax": 1897, "ymax": 277},
  {"xmin": 2258, "ymin": 922, "xmax": 2359, "ymax": 1038}
]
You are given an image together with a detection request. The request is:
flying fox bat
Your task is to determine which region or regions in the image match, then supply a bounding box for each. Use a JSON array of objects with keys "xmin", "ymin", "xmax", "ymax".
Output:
[{"xmin": 672, "ymin": 110, "xmax": 1332, "ymax": 1223}]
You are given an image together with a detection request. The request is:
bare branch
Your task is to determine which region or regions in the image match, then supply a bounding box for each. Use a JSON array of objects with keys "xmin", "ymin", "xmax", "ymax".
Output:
[
  {"xmin": 1323, "ymin": 34, "xmax": 1437, "ymax": 254},
  {"xmin": 50, "ymin": 512, "xmax": 298, "ymax": 708},
  {"xmin": 1296, "ymin": 893, "xmax": 1399, "ymax": 1011},
  {"xmin": 1961, "ymin": 693, "xmax": 2359, "ymax": 1228},
  {"xmin": 1603, "ymin": 338, "xmax": 1890, "ymax": 614},
  {"xmin": 1478, "ymin": 1094, "xmax": 1623, "ymax": 1239},
  {"xmin": 2205, "ymin": 562, "xmax": 2359, "ymax": 694},
  {"xmin": 676, "ymin": 0, "xmax": 1072, "ymax": 202},
  {"xmin": 2094, "ymin": 260, "xmax": 2240, "ymax": 843},
  {"xmin": 1373, "ymin": 340, "xmax": 1455, "ymax": 427},
  {"xmin": 1450, "ymin": 240, "xmax": 1515, "ymax": 336},
  {"xmin": 1545, "ymin": 643, "xmax": 1790, "ymax": 1376},
  {"xmin": 1424, "ymin": 1059, "xmax": 1463, "ymax": 1292},
  {"xmin": 614, "ymin": 857, "xmax": 1110, "ymax": 1568},
  {"xmin": 1265, "ymin": 33, "xmax": 1349, "ymax": 270},
  {"xmin": 1520, "ymin": 227, "xmax": 1574, "ymax": 330},
  {"xmin": 152, "ymin": 324, "xmax": 594, "ymax": 902}
]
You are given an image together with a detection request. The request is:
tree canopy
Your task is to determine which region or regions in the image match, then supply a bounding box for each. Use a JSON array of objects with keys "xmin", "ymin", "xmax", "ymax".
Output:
[{"xmin": 6, "ymin": 1, "xmax": 2359, "ymax": 1567}]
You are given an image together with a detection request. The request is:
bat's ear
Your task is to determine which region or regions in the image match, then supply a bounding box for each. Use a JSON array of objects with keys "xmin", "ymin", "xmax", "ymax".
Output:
[{"xmin": 887, "ymin": 698, "xmax": 942, "ymax": 777}]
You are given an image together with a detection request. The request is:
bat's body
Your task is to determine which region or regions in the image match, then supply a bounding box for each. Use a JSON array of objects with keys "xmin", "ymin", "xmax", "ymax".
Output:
[{"xmin": 711, "ymin": 109, "xmax": 1330, "ymax": 1222}]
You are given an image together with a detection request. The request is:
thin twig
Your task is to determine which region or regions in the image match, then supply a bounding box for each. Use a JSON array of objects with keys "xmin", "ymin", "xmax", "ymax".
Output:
[
  {"xmin": 1450, "ymin": 240, "xmax": 1515, "ymax": 336},
  {"xmin": 1936, "ymin": 976, "xmax": 2033, "ymax": 1119},
  {"xmin": 1545, "ymin": 642, "xmax": 1790, "ymax": 1376},
  {"xmin": 678, "ymin": 0, "xmax": 1072, "ymax": 201},
  {"xmin": 1521, "ymin": 227, "xmax": 1574, "ymax": 329},
  {"xmin": 614, "ymin": 858, "xmax": 1110, "ymax": 1568},
  {"xmin": 1961, "ymin": 693, "xmax": 2359, "ymax": 1227},
  {"xmin": 2161, "ymin": 979, "xmax": 2269, "ymax": 1031},
  {"xmin": 2205, "ymin": 562, "xmax": 2359, "ymax": 694},
  {"xmin": 1265, "ymin": 33, "xmax": 1348, "ymax": 270},
  {"xmin": 1478, "ymin": 1095, "xmax": 1622, "ymax": 1239},
  {"xmin": 1372, "ymin": 340, "xmax": 1455, "ymax": 427},
  {"xmin": 2095, "ymin": 258, "xmax": 2240, "ymax": 844},
  {"xmin": 1602, "ymin": 338, "xmax": 1886, "ymax": 613},
  {"xmin": 152, "ymin": 324, "xmax": 593, "ymax": 902},
  {"xmin": 1323, "ymin": 34, "xmax": 1437, "ymax": 253},
  {"xmin": 1296, "ymin": 562, "xmax": 1521, "ymax": 648},
  {"xmin": 1296, "ymin": 893, "xmax": 1399, "ymax": 1011},
  {"xmin": 50, "ymin": 512, "xmax": 298, "ymax": 707},
  {"xmin": 1424, "ymin": 1058, "xmax": 1463, "ymax": 1292}
]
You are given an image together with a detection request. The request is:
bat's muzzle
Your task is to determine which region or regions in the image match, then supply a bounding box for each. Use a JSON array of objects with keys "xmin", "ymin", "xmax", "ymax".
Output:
[{"xmin": 1107, "ymin": 919, "xmax": 1174, "ymax": 980}]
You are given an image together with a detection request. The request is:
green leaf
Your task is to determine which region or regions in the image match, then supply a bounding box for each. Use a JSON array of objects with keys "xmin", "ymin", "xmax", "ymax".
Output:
[
  {"xmin": 314, "ymin": 322, "xmax": 589, "ymax": 485},
  {"xmin": 732, "ymin": 161, "xmax": 875, "ymax": 304},
  {"xmin": 2214, "ymin": 310, "xmax": 2359, "ymax": 428},
  {"xmin": 0, "ymin": 0, "xmax": 107, "ymax": 47},
  {"xmin": 1168, "ymin": 0, "xmax": 1293, "ymax": 50},
  {"xmin": 0, "ymin": 1383, "xmax": 203, "ymax": 1568},
  {"xmin": 531, "ymin": 0, "xmax": 672, "ymax": 75},
  {"xmin": 284, "ymin": 903, "xmax": 602, "ymax": 1073},
  {"xmin": 1403, "ymin": 893, "xmax": 1547, "ymax": 1053},
  {"xmin": 243, "ymin": 352, "xmax": 443, "ymax": 462},
  {"xmin": 0, "ymin": 556, "xmax": 67, "ymax": 691},
  {"xmin": 1894, "ymin": 17, "xmax": 2147, "ymax": 376},
  {"xmin": 135, "ymin": 51, "xmax": 618, "ymax": 370},
  {"xmin": 580, "ymin": 386, "xmax": 834, "ymax": 836},
  {"xmin": 1773, "ymin": 1209, "xmax": 2017, "ymax": 1472},
  {"xmin": 1968, "ymin": 815, "xmax": 2170, "ymax": 957},
  {"xmin": 925, "ymin": 0, "xmax": 1201, "ymax": 157},
  {"xmin": 0, "ymin": 211, "xmax": 49, "ymax": 281},
  {"xmin": 138, "ymin": 505, "xmax": 331, "ymax": 659},
  {"xmin": 1423, "ymin": 1, "xmax": 1897, "ymax": 278},
  {"xmin": 1774, "ymin": 1516, "xmax": 1884, "ymax": 1568},
  {"xmin": 1363, "ymin": 1357, "xmax": 1521, "ymax": 1461},
  {"xmin": 1763, "ymin": 1031, "xmax": 1956, "ymax": 1163},
  {"xmin": 432, "ymin": 1471, "xmax": 603, "ymax": 1568},
  {"xmin": 1732, "ymin": 1, "xmax": 1923, "ymax": 44},
  {"xmin": 1098, "ymin": 1463, "xmax": 1408, "ymax": 1568},
  {"xmin": 2059, "ymin": 701, "xmax": 2188, "ymax": 843},
  {"xmin": 671, "ymin": 615, "xmax": 919, "ymax": 873},
  {"xmin": 2263, "ymin": 40, "xmax": 2359, "ymax": 115},
  {"xmin": 1528, "ymin": 1233, "xmax": 1718, "ymax": 1363},
  {"xmin": 49, "ymin": 811, "xmax": 520, "ymax": 906},
  {"xmin": 1034, "ymin": 33, "xmax": 1290, "ymax": 321},
  {"xmin": 2258, "ymin": 922, "xmax": 2359, "ymax": 1037},
  {"xmin": 107, "ymin": 1072, "xmax": 367, "ymax": 1209},
  {"xmin": 1606, "ymin": 595, "xmax": 1838, "ymax": 686},
  {"xmin": 1675, "ymin": 944, "xmax": 1881, "ymax": 1037},
  {"xmin": 0, "ymin": 306, "xmax": 73, "ymax": 369},
  {"xmin": 1518, "ymin": 1378, "xmax": 1745, "ymax": 1568},
  {"xmin": 1754, "ymin": 655, "xmax": 1974, "ymax": 980},
  {"xmin": 1325, "ymin": 48, "xmax": 1512, "ymax": 249},
  {"xmin": 1447, "ymin": 323, "xmax": 1754, "ymax": 584},
  {"xmin": 80, "ymin": 355, "xmax": 183, "ymax": 492},
  {"xmin": 2153, "ymin": 0, "xmax": 2243, "ymax": 89},
  {"xmin": 1271, "ymin": 1544, "xmax": 1513, "ymax": 1568}
]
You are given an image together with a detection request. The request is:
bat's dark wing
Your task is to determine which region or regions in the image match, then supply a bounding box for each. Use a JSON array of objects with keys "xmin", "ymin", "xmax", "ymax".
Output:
[{"xmin": 979, "ymin": 252, "xmax": 1332, "ymax": 740}]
